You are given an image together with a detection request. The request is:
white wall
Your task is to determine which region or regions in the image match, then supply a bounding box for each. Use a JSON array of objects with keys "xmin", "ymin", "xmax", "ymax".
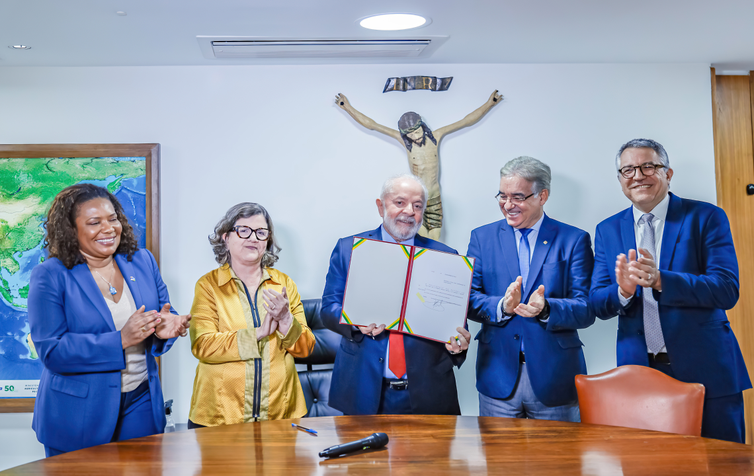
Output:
[{"xmin": 0, "ymin": 62, "xmax": 716, "ymax": 469}]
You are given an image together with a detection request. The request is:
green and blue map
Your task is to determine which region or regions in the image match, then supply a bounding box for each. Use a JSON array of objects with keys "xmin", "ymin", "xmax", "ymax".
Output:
[{"xmin": 0, "ymin": 157, "xmax": 147, "ymax": 397}]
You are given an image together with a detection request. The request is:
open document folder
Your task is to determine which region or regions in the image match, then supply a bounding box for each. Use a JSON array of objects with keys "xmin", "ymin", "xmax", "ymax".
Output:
[{"xmin": 340, "ymin": 237, "xmax": 474, "ymax": 343}]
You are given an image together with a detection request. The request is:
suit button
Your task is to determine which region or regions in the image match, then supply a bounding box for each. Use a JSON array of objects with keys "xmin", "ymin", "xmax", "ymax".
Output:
[
  {"xmin": 514, "ymin": 334, "xmax": 520, "ymax": 340},
  {"xmin": 379, "ymin": 358, "xmax": 384, "ymax": 363},
  {"xmin": 349, "ymin": 338, "xmax": 354, "ymax": 342},
  {"xmin": 313, "ymin": 398, "xmax": 318, "ymax": 403}
]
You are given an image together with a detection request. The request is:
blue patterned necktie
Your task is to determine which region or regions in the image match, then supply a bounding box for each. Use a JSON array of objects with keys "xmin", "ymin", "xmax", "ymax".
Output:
[
  {"xmin": 638, "ymin": 213, "xmax": 665, "ymax": 354},
  {"xmin": 518, "ymin": 228, "xmax": 533, "ymax": 289}
]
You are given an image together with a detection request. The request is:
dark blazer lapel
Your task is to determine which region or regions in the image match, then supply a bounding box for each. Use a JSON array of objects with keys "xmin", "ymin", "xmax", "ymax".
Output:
[
  {"xmin": 367, "ymin": 227, "xmax": 382, "ymax": 239},
  {"xmin": 356, "ymin": 227, "xmax": 382, "ymax": 242},
  {"xmin": 525, "ymin": 214, "xmax": 556, "ymax": 297},
  {"xmin": 413, "ymin": 233, "xmax": 446, "ymax": 252},
  {"xmin": 116, "ymin": 254, "xmax": 144, "ymax": 308},
  {"xmin": 71, "ymin": 264, "xmax": 116, "ymax": 332},
  {"xmin": 660, "ymin": 193, "xmax": 684, "ymax": 270},
  {"xmin": 620, "ymin": 206, "xmax": 636, "ymax": 254},
  {"xmin": 414, "ymin": 234, "xmax": 431, "ymax": 250},
  {"xmin": 499, "ymin": 221, "xmax": 520, "ymax": 284}
]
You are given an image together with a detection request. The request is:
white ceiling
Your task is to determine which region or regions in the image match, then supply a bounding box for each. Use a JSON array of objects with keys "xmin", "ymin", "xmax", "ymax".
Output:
[{"xmin": 1, "ymin": 0, "xmax": 754, "ymax": 70}]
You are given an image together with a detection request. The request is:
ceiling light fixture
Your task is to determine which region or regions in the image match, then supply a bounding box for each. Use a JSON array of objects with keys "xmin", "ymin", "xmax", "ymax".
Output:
[
  {"xmin": 116, "ymin": 11, "xmax": 127, "ymax": 16},
  {"xmin": 359, "ymin": 13, "xmax": 428, "ymax": 31},
  {"xmin": 8, "ymin": 45, "xmax": 31, "ymax": 50}
]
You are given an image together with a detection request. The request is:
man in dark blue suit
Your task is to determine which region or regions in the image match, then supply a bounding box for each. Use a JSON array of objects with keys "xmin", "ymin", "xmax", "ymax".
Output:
[
  {"xmin": 590, "ymin": 138, "xmax": 751, "ymax": 443},
  {"xmin": 321, "ymin": 174, "xmax": 471, "ymax": 415},
  {"xmin": 467, "ymin": 156, "xmax": 594, "ymax": 420}
]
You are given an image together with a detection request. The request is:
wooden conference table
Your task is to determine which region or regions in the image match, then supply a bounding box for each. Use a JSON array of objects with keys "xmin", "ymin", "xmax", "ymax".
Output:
[{"xmin": 4, "ymin": 415, "xmax": 754, "ymax": 475}]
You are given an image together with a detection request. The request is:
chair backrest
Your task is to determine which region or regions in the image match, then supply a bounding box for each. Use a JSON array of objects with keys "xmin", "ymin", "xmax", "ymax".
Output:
[
  {"xmin": 575, "ymin": 365, "xmax": 705, "ymax": 437},
  {"xmin": 294, "ymin": 298, "xmax": 342, "ymax": 417},
  {"xmin": 295, "ymin": 299, "xmax": 341, "ymax": 367}
]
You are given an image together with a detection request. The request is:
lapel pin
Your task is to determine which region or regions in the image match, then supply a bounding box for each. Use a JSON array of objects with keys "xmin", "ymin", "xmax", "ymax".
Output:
[
  {"xmin": 130, "ymin": 276, "xmax": 136, "ymax": 282},
  {"xmin": 543, "ymin": 241, "xmax": 548, "ymax": 245}
]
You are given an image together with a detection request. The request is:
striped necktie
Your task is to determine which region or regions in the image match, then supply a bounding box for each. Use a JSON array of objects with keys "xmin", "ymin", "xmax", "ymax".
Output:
[{"xmin": 638, "ymin": 213, "xmax": 665, "ymax": 354}]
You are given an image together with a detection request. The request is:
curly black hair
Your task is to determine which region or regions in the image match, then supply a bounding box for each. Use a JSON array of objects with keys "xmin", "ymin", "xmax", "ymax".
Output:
[{"xmin": 44, "ymin": 183, "xmax": 139, "ymax": 269}]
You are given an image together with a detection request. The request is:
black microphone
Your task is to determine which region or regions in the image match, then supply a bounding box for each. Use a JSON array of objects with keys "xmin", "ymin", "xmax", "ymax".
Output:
[{"xmin": 318, "ymin": 432, "xmax": 389, "ymax": 458}]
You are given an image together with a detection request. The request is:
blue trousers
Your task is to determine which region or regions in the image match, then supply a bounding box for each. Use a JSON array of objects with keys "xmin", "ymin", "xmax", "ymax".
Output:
[
  {"xmin": 44, "ymin": 380, "xmax": 159, "ymax": 458},
  {"xmin": 649, "ymin": 360, "xmax": 745, "ymax": 443},
  {"xmin": 479, "ymin": 362, "xmax": 580, "ymax": 422},
  {"xmin": 376, "ymin": 380, "xmax": 412, "ymax": 414}
]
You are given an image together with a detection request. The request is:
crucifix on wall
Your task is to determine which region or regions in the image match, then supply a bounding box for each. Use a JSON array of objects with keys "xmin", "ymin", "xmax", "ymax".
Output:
[{"xmin": 335, "ymin": 90, "xmax": 502, "ymax": 239}]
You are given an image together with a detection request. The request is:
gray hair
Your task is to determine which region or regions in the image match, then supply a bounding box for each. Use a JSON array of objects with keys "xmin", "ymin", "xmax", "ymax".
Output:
[
  {"xmin": 500, "ymin": 156, "xmax": 551, "ymax": 195},
  {"xmin": 208, "ymin": 202, "xmax": 281, "ymax": 268},
  {"xmin": 380, "ymin": 174, "xmax": 428, "ymax": 205},
  {"xmin": 615, "ymin": 138, "xmax": 670, "ymax": 172}
]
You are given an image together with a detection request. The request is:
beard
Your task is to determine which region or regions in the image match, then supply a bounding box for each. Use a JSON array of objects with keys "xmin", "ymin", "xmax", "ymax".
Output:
[{"xmin": 383, "ymin": 214, "xmax": 422, "ymax": 242}]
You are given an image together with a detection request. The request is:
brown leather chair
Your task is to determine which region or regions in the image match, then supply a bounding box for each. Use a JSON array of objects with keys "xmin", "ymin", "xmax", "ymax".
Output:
[{"xmin": 575, "ymin": 365, "xmax": 705, "ymax": 436}]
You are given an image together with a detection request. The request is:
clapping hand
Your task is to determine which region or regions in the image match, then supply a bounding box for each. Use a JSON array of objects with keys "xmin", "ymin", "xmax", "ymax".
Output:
[
  {"xmin": 514, "ymin": 285, "xmax": 546, "ymax": 318},
  {"xmin": 630, "ymin": 248, "xmax": 662, "ymax": 290},
  {"xmin": 616, "ymin": 248, "xmax": 662, "ymax": 298},
  {"xmin": 257, "ymin": 311, "xmax": 278, "ymax": 341},
  {"xmin": 262, "ymin": 287, "xmax": 294, "ymax": 336},
  {"xmin": 154, "ymin": 303, "xmax": 191, "ymax": 339},
  {"xmin": 503, "ymin": 276, "xmax": 523, "ymax": 314},
  {"xmin": 121, "ymin": 306, "xmax": 160, "ymax": 349}
]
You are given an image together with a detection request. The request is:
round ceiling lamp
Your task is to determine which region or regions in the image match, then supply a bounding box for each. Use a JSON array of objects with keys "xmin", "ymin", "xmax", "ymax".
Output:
[{"xmin": 359, "ymin": 13, "xmax": 428, "ymax": 31}]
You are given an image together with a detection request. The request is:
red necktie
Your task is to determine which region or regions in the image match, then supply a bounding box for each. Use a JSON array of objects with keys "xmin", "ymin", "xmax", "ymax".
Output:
[{"xmin": 388, "ymin": 331, "xmax": 406, "ymax": 378}]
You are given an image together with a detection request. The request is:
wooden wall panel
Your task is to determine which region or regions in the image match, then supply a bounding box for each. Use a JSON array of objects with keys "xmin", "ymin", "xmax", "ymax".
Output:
[{"xmin": 712, "ymin": 70, "xmax": 754, "ymax": 444}]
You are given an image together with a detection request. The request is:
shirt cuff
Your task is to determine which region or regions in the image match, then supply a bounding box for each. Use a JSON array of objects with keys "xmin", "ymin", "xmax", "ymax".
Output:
[
  {"xmin": 618, "ymin": 288, "xmax": 633, "ymax": 307},
  {"xmin": 496, "ymin": 298, "xmax": 514, "ymax": 323},
  {"xmin": 237, "ymin": 328, "xmax": 262, "ymax": 360},
  {"xmin": 277, "ymin": 317, "xmax": 303, "ymax": 349},
  {"xmin": 537, "ymin": 299, "xmax": 551, "ymax": 322}
]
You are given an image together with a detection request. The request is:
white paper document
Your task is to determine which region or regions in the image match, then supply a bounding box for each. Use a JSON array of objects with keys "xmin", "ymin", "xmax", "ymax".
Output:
[{"xmin": 340, "ymin": 237, "xmax": 474, "ymax": 342}]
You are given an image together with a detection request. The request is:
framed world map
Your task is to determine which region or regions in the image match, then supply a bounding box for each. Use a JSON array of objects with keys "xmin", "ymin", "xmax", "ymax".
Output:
[{"xmin": 0, "ymin": 144, "xmax": 160, "ymax": 412}]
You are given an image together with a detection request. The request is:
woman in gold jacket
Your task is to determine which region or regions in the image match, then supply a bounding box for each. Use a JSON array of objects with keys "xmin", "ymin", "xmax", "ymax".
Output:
[{"xmin": 188, "ymin": 203, "xmax": 315, "ymax": 428}]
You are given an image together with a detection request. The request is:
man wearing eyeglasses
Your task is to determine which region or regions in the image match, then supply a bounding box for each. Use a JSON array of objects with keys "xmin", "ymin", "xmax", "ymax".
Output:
[
  {"xmin": 467, "ymin": 156, "xmax": 595, "ymax": 421},
  {"xmin": 321, "ymin": 174, "xmax": 471, "ymax": 416},
  {"xmin": 590, "ymin": 138, "xmax": 750, "ymax": 443}
]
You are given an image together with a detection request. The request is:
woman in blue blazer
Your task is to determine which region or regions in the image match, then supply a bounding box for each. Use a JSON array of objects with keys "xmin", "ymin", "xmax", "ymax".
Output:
[{"xmin": 27, "ymin": 184, "xmax": 190, "ymax": 457}]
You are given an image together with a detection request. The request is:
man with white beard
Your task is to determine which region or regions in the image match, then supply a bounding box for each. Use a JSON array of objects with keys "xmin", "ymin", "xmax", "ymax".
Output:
[{"xmin": 321, "ymin": 174, "xmax": 472, "ymax": 415}]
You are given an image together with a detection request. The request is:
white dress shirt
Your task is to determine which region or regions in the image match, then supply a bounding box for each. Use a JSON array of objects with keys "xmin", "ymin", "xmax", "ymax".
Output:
[
  {"xmin": 496, "ymin": 213, "xmax": 545, "ymax": 322},
  {"xmin": 379, "ymin": 225, "xmax": 413, "ymax": 378},
  {"xmin": 618, "ymin": 193, "xmax": 670, "ymax": 353},
  {"xmin": 105, "ymin": 284, "xmax": 148, "ymax": 392}
]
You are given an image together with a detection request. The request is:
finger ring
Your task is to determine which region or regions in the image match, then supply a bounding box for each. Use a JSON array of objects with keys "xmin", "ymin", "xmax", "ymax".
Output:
[{"xmin": 140, "ymin": 326, "xmax": 146, "ymax": 332}]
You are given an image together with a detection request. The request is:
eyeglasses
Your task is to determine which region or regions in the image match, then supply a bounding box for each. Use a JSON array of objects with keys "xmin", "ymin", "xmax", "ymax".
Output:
[
  {"xmin": 231, "ymin": 226, "xmax": 270, "ymax": 241},
  {"xmin": 619, "ymin": 163, "xmax": 667, "ymax": 179},
  {"xmin": 495, "ymin": 192, "xmax": 535, "ymax": 205}
]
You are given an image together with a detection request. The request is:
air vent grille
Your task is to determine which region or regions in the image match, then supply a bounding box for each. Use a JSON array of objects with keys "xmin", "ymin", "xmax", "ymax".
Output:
[{"xmin": 198, "ymin": 38, "xmax": 438, "ymax": 59}]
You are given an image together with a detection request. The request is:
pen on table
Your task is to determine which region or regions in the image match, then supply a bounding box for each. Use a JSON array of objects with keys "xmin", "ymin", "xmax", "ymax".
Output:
[{"xmin": 292, "ymin": 423, "xmax": 318, "ymax": 436}]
